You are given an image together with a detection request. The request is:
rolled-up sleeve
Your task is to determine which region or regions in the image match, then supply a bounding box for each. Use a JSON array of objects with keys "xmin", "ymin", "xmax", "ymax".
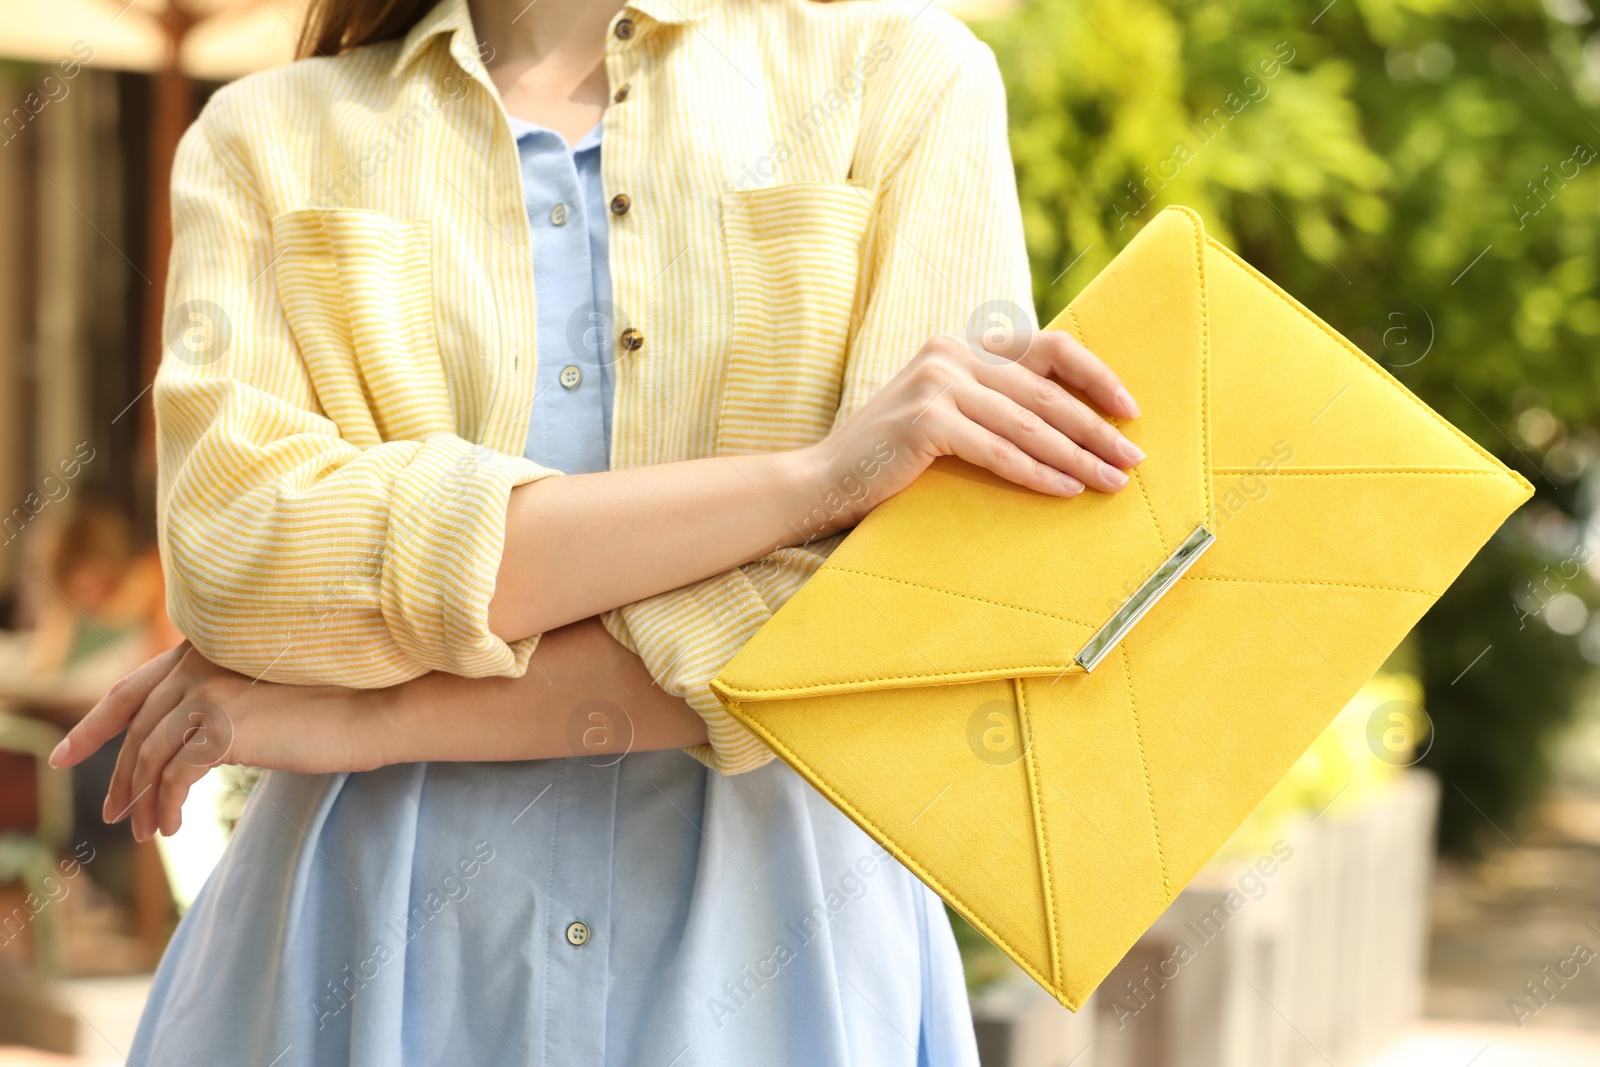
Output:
[
  {"xmin": 157, "ymin": 108, "xmax": 559, "ymax": 688},
  {"xmin": 604, "ymin": 24, "xmax": 1034, "ymax": 774}
]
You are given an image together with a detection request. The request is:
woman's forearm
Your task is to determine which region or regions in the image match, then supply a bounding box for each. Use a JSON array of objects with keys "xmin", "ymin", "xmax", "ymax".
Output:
[
  {"xmin": 54, "ymin": 619, "xmax": 709, "ymax": 840},
  {"xmin": 370, "ymin": 617, "xmax": 708, "ymax": 765},
  {"xmin": 489, "ymin": 332, "xmax": 1145, "ymax": 644},
  {"xmin": 491, "ymin": 446, "xmax": 828, "ymax": 641}
]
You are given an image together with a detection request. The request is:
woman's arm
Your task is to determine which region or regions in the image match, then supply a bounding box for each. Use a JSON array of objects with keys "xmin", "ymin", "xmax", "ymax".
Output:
[
  {"xmin": 162, "ymin": 95, "xmax": 1140, "ymax": 693},
  {"xmin": 67, "ymin": 324, "xmax": 1142, "ymax": 839},
  {"xmin": 51, "ymin": 619, "xmax": 705, "ymax": 842},
  {"xmin": 490, "ymin": 331, "xmax": 1144, "ymax": 642}
]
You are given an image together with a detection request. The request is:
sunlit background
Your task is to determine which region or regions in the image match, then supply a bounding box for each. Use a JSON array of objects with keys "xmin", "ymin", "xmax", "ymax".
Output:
[{"xmin": 1, "ymin": 0, "xmax": 1598, "ymax": 1064}]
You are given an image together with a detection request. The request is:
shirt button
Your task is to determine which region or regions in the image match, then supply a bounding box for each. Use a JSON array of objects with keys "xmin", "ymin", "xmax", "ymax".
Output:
[
  {"xmin": 565, "ymin": 921, "xmax": 591, "ymax": 946},
  {"xmin": 613, "ymin": 83, "xmax": 631, "ymax": 103},
  {"xmin": 619, "ymin": 327, "xmax": 644, "ymax": 351},
  {"xmin": 610, "ymin": 193, "xmax": 631, "ymax": 216},
  {"xmin": 559, "ymin": 364, "xmax": 582, "ymax": 389},
  {"xmin": 614, "ymin": 18, "xmax": 634, "ymax": 39},
  {"xmin": 550, "ymin": 203, "xmax": 569, "ymax": 226}
]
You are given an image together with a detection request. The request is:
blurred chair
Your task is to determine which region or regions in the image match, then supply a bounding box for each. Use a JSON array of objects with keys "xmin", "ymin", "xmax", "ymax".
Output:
[{"xmin": 0, "ymin": 712, "xmax": 71, "ymax": 975}]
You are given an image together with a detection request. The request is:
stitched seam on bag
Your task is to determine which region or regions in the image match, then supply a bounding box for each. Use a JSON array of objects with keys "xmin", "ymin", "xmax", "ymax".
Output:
[
  {"xmin": 1191, "ymin": 213, "xmax": 1214, "ymax": 529},
  {"xmin": 720, "ymin": 696, "xmax": 1076, "ymax": 1007},
  {"xmin": 1068, "ymin": 262, "xmax": 1184, "ymax": 559},
  {"xmin": 1130, "ymin": 468, "xmax": 1168, "ymax": 553},
  {"xmin": 1067, "ymin": 302, "xmax": 1168, "ymax": 553},
  {"xmin": 826, "ymin": 566, "xmax": 1097, "ymax": 629},
  {"xmin": 1191, "ymin": 575, "xmax": 1439, "ymax": 596},
  {"xmin": 1203, "ymin": 234, "xmax": 1528, "ymax": 488},
  {"xmin": 1065, "ymin": 303, "xmax": 1086, "ymax": 342},
  {"xmin": 1122, "ymin": 645, "xmax": 1172, "ymax": 902},
  {"xmin": 1211, "ymin": 467, "xmax": 1508, "ymax": 476},
  {"xmin": 1017, "ymin": 678, "xmax": 1063, "ymax": 987},
  {"xmin": 715, "ymin": 664, "xmax": 1080, "ymax": 699}
]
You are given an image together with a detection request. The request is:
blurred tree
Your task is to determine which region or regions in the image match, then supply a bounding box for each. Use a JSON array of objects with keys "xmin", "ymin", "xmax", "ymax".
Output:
[
  {"xmin": 975, "ymin": 0, "xmax": 1600, "ymax": 851},
  {"xmin": 1415, "ymin": 504, "xmax": 1594, "ymax": 852}
]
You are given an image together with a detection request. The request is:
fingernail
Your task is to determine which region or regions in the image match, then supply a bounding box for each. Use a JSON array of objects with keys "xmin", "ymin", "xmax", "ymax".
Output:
[
  {"xmin": 1102, "ymin": 463, "xmax": 1129, "ymax": 488},
  {"xmin": 1115, "ymin": 388, "xmax": 1140, "ymax": 418},
  {"xmin": 48, "ymin": 738, "xmax": 69, "ymax": 768},
  {"xmin": 1058, "ymin": 471, "xmax": 1084, "ymax": 495},
  {"xmin": 101, "ymin": 796, "xmax": 112, "ymax": 823},
  {"xmin": 1119, "ymin": 438, "xmax": 1146, "ymax": 465}
]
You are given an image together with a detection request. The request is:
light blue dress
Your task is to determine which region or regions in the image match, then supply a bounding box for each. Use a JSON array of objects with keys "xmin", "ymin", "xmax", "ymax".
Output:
[{"xmin": 127, "ymin": 117, "xmax": 980, "ymax": 1067}]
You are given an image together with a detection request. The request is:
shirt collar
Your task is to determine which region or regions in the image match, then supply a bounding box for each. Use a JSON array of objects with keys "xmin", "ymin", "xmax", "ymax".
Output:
[
  {"xmin": 392, "ymin": 0, "xmax": 724, "ymax": 78},
  {"xmin": 392, "ymin": 0, "xmax": 477, "ymax": 77}
]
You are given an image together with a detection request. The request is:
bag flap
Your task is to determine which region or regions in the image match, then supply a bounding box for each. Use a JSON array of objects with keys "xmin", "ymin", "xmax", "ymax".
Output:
[
  {"xmin": 714, "ymin": 209, "xmax": 1213, "ymax": 702},
  {"xmin": 712, "ymin": 206, "xmax": 1533, "ymax": 705}
]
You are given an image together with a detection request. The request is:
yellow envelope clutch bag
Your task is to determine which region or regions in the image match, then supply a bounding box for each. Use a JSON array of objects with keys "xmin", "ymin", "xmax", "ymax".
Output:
[{"xmin": 709, "ymin": 205, "xmax": 1532, "ymax": 1009}]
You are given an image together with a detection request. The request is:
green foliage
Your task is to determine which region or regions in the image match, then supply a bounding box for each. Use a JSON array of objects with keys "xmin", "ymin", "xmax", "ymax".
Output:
[
  {"xmin": 976, "ymin": 0, "xmax": 1600, "ymax": 851},
  {"xmin": 1416, "ymin": 501, "xmax": 1595, "ymax": 852}
]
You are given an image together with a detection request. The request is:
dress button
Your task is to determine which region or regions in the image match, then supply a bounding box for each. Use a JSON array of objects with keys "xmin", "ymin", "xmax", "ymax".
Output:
[
  {"xmin": 550, "ymin": 202, "xmax": 569, "ymax": 227},
  {"xmin": 610, "ymin": 193, "xmax": 631, "ymax": 216},
  {"xmin": 619, "ymin": 327, "xmax": 644, "ymax": 351},
  {"xmin": 613, "ymin": 17, "xmax": 634, "ymax": 39},
  {"xmin": 559, "ymin": 364, "xmax": 582, "ymax": 389},
  {"xmin": 565, "ymin": 921, "xmax": 591, "ymax": 946},
  {"xmin": 613, "ymin": 83, "xmax": 631, "ymax": 103}
]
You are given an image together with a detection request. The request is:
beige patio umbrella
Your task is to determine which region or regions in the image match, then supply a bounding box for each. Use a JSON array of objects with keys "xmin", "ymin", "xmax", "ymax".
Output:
[
  {"xmin": 180, "ymin": 0, "xmax": 306, "ymax": 81},
  {"xmin": 0, "ymin": 0, "xmax": 171, "ymax": 71}
]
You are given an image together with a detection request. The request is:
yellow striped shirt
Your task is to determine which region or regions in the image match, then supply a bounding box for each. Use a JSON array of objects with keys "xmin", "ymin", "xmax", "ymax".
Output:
[{"xmin": 156, "ymin": 0, "xmax": 1032, "ymax": 773}]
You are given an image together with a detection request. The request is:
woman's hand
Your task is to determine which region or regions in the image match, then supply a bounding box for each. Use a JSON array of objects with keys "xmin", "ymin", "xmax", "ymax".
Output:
[
  {"xmin": 48, "ymin": 620, "xmax": 708, "ymax": 842},
  {"xmin": 805, "ymin": 329, "xmax": 1144, "ymax": 532},
  {"xmin": 49, "ymin": 642, "xmax": 384, "ymax": 842}
]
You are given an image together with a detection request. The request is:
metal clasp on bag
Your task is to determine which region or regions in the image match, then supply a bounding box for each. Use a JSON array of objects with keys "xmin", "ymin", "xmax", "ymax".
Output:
[{"xmin": 1074, "ymin": 525, "xmax": 1215, "ymax": 672}]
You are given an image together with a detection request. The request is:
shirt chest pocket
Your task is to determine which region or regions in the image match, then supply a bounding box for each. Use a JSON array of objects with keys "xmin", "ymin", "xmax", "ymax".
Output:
[
  {"xmin": 270, "ymin": 208, "xmax": 455, "ymax": 447},
  {"xmin": 715, "ymin": 182, "xmax": 876, "ymax": 456}
]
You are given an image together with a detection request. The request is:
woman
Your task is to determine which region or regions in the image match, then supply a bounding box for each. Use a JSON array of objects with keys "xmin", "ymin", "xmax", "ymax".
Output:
[{"xmin": 53, "ymin": 0, "xmax": 1145, "ymax": 1061}]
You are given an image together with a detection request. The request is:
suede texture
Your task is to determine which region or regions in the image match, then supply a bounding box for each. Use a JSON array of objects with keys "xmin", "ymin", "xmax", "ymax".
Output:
[{"xmin": 709, "ymin": 206, "xmax": 1533, "ymax": 1010}]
